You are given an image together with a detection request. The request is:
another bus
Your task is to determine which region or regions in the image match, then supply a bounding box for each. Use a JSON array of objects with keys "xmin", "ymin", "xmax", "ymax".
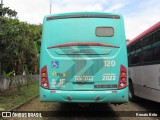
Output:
[
  {"xmin": 127, "ymin": 22, "xmax": 160, "ymax": 103},
  {"xmin": 40, "ymin": 12, "xmax": 128, "ymax": 104}
]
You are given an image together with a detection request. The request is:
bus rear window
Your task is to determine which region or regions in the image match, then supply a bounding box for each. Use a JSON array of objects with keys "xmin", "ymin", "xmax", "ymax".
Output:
[{"xmin": 96, "ymin": 27, "xmax": 114, "ymax": 37}]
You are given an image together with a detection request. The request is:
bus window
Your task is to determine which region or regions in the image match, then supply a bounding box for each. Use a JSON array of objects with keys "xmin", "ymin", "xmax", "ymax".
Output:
[
  {"xmin": 127, "ymin": 46, "xmax": 132, "ymax": 66},
  {"xmin": 153, "ymin": 29, "xmax": 160, "ymax": 61},
  {"xmin": 96, "ymin": 27, "xmax": 114, "ymax": 37},
  {"xmin": 130, "ymin": 44, "xmax": 136, "ymax": 65},
  {"xmin": 135, "ymin": 41, "xmax": 142, "ymax": 64},
  {"xmin": 129, "ymin": 41, "xmax": 142, "ymax": 65},
  {"xmin": 142, "ymin": 36, "xmax": 153, "ymax": 63}
]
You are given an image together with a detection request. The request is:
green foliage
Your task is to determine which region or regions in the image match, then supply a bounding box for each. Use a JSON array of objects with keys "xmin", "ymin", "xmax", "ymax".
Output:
[
  {"xmin": 2, "ymin": 71, "xmax": 14, "ymax": 89},
  {"xmin": 0, "ymin": 3, "xmax": 41, "ymax": 75},
  {"xmin": 0, "ymin": 17, "xmax": 42, "ymax": 75},
  {"xmin": 2, "ymin": 71, "xmax": 14, "ymax": 79},
  {"xmin": 0, "ymin": 82, "xmax": 39, "ymax": 111},
  {"xmin": 0, "ymin": 4, "xmax": 17, "ymax": 17}
]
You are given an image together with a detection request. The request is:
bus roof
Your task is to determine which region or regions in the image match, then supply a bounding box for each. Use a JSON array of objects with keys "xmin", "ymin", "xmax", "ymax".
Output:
[
  {"xmin": 45, "ymin": 12, "xmax": 122, "ymax": 21},
  {"xmin": 127, "ymin": 21, "xmax": 160, "ymax": 46},
  {"xmin": 45, "ymin": 12, "xmax": 121, "ymax": 17}
]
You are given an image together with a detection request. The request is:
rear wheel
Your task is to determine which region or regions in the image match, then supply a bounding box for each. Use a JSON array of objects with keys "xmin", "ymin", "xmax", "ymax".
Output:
[{"xmin": 129, "ymin": 79, "xmax": 135, "ymax": 101}]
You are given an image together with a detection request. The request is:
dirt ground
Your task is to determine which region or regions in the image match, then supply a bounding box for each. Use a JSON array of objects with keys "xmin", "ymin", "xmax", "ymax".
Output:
[{"xmin": 7, "ymin": 96, "xmax": 160, "ymax": 120}]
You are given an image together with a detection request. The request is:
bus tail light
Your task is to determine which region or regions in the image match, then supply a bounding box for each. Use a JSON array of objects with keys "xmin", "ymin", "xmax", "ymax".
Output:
[
  {"xmin": 41, "ymin": 65, "xmax": 49, "ymax": 89},
  {"xmin": 118, "ymin": 65, "xmax": 127, "ymax": 89}
]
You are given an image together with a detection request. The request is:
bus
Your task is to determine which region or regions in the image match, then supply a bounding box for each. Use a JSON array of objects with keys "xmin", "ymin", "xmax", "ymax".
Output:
[
  {"xmin": 127, "ymin": 22, "xmax": 160, "ymax": 103},
  {"xmin": 40, "ymin": 12, "xmax": 128, "ymax": 104}
]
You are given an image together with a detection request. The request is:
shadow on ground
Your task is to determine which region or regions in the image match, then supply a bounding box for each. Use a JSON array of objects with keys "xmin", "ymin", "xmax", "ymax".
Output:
[
  {"xmin": 45, "ymin": 103, "xmax": 120, "ymax": 120},
  {"xmin": 130, "ymin": 96, "xmax": 160, "ymax": 111}
]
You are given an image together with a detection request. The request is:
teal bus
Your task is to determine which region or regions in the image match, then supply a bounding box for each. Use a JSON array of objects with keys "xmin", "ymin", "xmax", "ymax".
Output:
[{"xmin": 40, "ymin": 12, "xmax": 128, "ymax": 104}]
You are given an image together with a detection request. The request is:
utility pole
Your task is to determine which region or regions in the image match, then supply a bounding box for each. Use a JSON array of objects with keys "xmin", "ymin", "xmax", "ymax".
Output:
[
  {"xmin": 1, "ymin": 0, "xmax": 3, "ymax": 6},
  {"xmin": 50, "ymin": 0, "xmax": 52, "ymax": 14}
]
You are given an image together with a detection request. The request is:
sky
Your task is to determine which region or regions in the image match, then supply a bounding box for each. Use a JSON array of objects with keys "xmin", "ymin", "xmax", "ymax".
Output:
[{"xmin": 4, "ymin": 0, "xmax": 160, "ymax": 40}]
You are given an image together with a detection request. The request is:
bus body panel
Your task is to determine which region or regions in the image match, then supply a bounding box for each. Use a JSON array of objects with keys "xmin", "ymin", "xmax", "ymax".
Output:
[
  {"xmin": 41, "ymin": 48, "xmax": 126, "ymax": 91},
  {"xmin": 40, "ymin": 12, "xmax": 128, "ymax": 103},
  {"xmin": 129, "ymin": 64, "xmax": 160, "ymax": 101},
  {"xmin": 133, "ymin": 84, "xmax": 160, "ymax": 103},
  {"xmin": 142, "ymin": 65, "xmax": 160, "ymax": 90},
  {"xmin": 40, "ymin": 86, "xmax": 128, "ymax": 103},
  {"xmin": 44, "ymin": 18, "xmax": 121, "ymax": 47}
]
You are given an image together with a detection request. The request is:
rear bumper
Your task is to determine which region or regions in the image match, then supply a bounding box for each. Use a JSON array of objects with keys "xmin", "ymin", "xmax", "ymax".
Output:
[{"xmin": 40, "ymin": 86, "xmax": 128, "ymax": 103}]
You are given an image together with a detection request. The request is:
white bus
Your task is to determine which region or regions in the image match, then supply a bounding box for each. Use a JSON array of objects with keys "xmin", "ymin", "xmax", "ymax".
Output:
[{"xmin": 127, "ymin": 22, "xmax": 160, "ymax": 103}]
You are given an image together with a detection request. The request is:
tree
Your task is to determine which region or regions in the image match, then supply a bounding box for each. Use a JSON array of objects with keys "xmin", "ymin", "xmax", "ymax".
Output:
[
  {"xmin": 0, "ymin": 3, "xmax": 17, "ymax": 17},
  {"xmin": 0, "ymin": 3, "xmax": 42, "ymax": 75},
  {"xmin": 0, "ymin": 15, "xmax": 42, "ymax": 75},
  {"xmin": 0, "ymin": 3, "xmax": 18, "ymax": 75}
]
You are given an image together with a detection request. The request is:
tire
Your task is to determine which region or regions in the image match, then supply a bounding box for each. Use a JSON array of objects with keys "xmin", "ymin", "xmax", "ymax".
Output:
[{"xmin": 129, "ymin": 80, "xmax": 135, "ymax": 101}]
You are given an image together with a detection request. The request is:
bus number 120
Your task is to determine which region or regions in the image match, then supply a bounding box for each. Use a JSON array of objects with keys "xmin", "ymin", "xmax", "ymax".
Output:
[{"xmin": 104, "ymin": 60, "xmax": 116, "ymax": 67}]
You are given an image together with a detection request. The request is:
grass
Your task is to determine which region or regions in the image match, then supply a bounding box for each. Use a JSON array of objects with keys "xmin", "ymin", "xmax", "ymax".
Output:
[{"xmin": 0, "ymin": 82, "xmax": 39, "ymax": 111}]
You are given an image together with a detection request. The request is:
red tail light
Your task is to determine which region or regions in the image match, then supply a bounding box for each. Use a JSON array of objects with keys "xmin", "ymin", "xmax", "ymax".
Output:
[
  {"xmin": 41, "ymin": 66, "xmax": 49, "ymax": 89},
  {"xmin": 118, "ymin": 65, "xmax": 127, "ymax": 89}
]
